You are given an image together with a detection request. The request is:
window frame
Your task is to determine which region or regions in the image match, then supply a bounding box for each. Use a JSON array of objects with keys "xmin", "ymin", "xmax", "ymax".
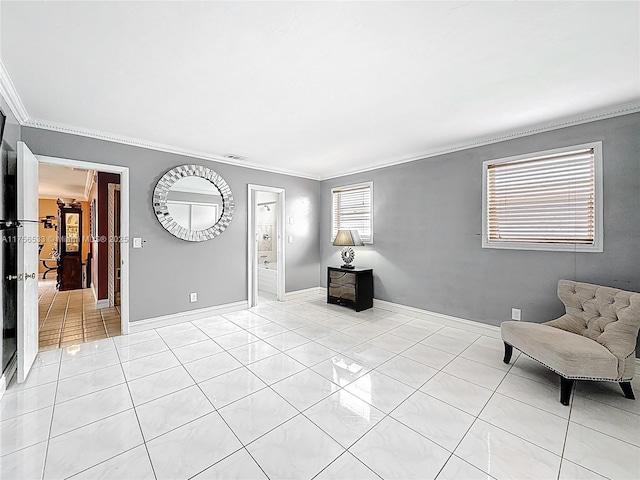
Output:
[
  {"xmin": 331, "ymin": 181, "xmax": 374, "ymax": 245},
  {"xmin": 482, "ymin": 141, "xmax": 603, "ymax": 252}
]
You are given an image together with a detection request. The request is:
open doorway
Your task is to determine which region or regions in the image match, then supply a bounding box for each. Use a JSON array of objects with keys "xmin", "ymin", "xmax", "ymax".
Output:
[
  {"xmin": 36, "ymin": 156, "xmax": 129, "ymax": 350},
  {"xmin": 247, "ymin": 184, "xmax": 285, "ymax": 307}
]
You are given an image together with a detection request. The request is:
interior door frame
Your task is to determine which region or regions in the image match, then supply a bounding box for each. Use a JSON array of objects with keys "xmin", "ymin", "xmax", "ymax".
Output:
[
  {"xmin": 36, "ymin": 155, "xmax": 131, "ymax": 335},
  {"xmin": 107, "ymin": 183, "xmax": 121, "ymax": 307},
  {"xmin": 247, "ymin": 184, "xmax": 285, "ymax": 307}
]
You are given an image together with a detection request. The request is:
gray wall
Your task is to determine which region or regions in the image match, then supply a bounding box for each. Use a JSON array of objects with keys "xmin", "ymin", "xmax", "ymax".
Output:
[
  {"xmin": 22, "ymin": 127, "xmax": 321, "ymax": 322},
  {"xmin": 321, "ymin": 113, "xmax": 640, "ymax": 340}
]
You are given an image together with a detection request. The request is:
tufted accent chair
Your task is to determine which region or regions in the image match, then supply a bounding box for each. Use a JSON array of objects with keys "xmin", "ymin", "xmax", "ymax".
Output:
[{"xmin": 501, "ymin": 280, "xmax": 640, "ymax": 405}]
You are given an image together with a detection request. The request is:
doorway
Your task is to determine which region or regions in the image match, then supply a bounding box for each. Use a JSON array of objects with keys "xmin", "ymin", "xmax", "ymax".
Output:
[
  {"xmin": 36, "ymin": 155, "xmax": 130, "ymax": 348},
  {"xmin": 37, "ymin": 166, "xmax": 125, "ymax": 349},
  {"xmin": 247, "ymin": 184, "xmax": 285, "ymax": 307}
]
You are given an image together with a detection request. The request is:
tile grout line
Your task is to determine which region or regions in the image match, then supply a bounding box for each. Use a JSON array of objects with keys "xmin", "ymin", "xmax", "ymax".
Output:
[
  {"xmin": 58, "ymin": 291, "xmax": 71, "ymax": 349},
  {"xmin": 14, "ymin": 296, "xmax": 638, "ymax": 479},
  {"xmin": 112, "ymin": 341, "xmax": 160, "ymax": 480},
  {"xmin": 152, "ymin": 330, "xmax": 271, "ymax": 480},
  {"xmin": 39, "ymin": 350, "xmax": 63, "ymax": 480}
]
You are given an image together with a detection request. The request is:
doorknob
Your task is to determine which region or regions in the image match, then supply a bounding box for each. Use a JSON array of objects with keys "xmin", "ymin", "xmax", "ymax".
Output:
[
  {"xmin": 6, "ymin": 274, "xmax": 23, "ymax": 281},
  {"xmin": 24, "ymin": 273, "xmax": 37, "ymax": 280}
]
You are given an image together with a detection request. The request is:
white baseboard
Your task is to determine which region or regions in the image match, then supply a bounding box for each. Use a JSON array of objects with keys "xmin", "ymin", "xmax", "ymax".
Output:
[
  {"xmin": 129, "ymin": 301, "xmax": 249, "ymax": 333},
  {"xmin": 373, "ymin": 298, "xmax": 502, "ymax": 339},
  {"xmin": 0, "ymin": 356, "xmax": 17, "ymax": 401},
  {"xmin": 92, "ymin": 287, "xmax": 110, "ymax": 309},
  {"xmin": 96, "ymin": 299, "xmax": 110, "ymax": 309},
  {"xmin": 371, "ymin": 297, "xmax": 640, "ymax": 366},
  {"xmin": 285, "ymin": 286, "xmax": 324, "ymax": 300}
]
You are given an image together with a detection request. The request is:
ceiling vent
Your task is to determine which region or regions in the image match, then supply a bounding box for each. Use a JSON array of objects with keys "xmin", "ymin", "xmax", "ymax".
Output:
[{"xmin": 224, "ymin": 154, "xmax": 246, "ymax": 161}]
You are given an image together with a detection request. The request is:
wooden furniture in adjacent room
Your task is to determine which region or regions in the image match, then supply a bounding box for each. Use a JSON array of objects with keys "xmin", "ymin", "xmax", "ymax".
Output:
[
  {"xmin": 57, "ymin": 204, "xmax": 83, "ymax": 291},
  {"xmin": 327, "ymin": 266, "xmax": 373, "ymax": 312}
]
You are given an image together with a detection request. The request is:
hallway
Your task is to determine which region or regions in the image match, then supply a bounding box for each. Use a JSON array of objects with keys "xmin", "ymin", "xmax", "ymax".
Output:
[{"xmin": 38, "ymin": 278, "xmax": 121, "ymax": 350}]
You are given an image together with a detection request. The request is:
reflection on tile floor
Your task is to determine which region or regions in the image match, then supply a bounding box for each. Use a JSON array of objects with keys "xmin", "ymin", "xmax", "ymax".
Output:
[
  {"xmin": 2, "ymin": 289, "xmax": 639, "ymax": 479},
  {"xmin": 38, "ymin": 277, "xmax": 121, "ymax": 350}
]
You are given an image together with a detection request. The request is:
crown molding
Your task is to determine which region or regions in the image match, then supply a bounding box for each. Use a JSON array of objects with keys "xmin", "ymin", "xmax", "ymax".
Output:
[
  {"xmin": 319, "ymin": 100, "xmax": 640, "ymax": 180},
  {"xmin": 4, "ymin": 57, "xmax": 637, "ymax": 181},
  {"xmin": 22, "ymin": 118, "xmax": 321, "ymax": 181},
  {"xmin": 0, "ymin": 59, "xmax": 30, "ymax": 124}
]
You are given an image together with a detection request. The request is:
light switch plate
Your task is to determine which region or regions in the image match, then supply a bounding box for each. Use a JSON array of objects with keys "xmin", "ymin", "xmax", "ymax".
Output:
[{"xmin": 133, "ymin": 237, "xmax": 143, "ymax": 248}]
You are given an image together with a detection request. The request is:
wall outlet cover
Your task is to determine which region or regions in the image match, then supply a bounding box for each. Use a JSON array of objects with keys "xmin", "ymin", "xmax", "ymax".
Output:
[
  {"xmin": 511, "ymin": 308, "xmax": 521, "ymax": 321},
  {"xmin": 190, "ymin": 292, "xmax": 197, "ymax": 303}
]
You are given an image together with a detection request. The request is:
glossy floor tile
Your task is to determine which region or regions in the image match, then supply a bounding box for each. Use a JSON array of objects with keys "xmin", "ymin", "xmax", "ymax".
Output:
[
  {"xmin": 3, "ymin": 289, "xmax": 639, "ymax": 480},
  {"xmin": 350, "ymin": 416, "xmax": 450, "ymax": 480}
]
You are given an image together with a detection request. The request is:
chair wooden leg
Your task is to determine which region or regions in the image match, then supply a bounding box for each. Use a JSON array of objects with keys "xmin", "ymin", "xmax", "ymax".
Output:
[
  {"xmin": 503, "ymin": 343, "xmax": 513, "ymax": 364},
  {"xmin": 560, "ymin": 377, "xmax": 574, "ymax": 405},
  {"xmin": 620, "ymin": 382, "xmax": 635, "ymax": 400}
]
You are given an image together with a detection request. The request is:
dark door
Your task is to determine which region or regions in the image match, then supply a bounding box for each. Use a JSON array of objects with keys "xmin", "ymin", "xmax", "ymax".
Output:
[{"xmin": 1, "ymin": 142, "xmax": 18, "ymax": 373}]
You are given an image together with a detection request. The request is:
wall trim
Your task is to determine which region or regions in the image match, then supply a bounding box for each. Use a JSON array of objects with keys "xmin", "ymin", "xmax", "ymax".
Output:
[
  {"xmin": 321, "ymin": 101, "xmax": 640, "ymax": 180},
  {"xmin": 373, "ymin": 298, "xmax": 502, "ymax": 339},
  {"xmin": 95, "ymin": 299, "xmax": 110, "ymax": 310},
  {"xmin": 3, "ymin": 59, "xmax": 637, "ymax": 182},
  {"xmin": 129, "ymin": 301, "xmax": 248, "ymax": 333},
  {"xmin": 372, "ymin": 297, "xmax": 640, "ymax": 368},
  {"xmin": 0, "ymin": 60, "xmax": 29, "ymax": 124},
  {"xmin": 285, "ymin": 286, "xmax": 324, "ymax": 300},
  {"xmin": 0, "ymin": 355, "xmax": 18, "ymax": 401},
  {"xmin": 89, "ymin": 227, "xmax": 109, "ymax": 315},
  {"xmin": 23, "ymin": 118, "xmax": 319, "ymax": 180}
]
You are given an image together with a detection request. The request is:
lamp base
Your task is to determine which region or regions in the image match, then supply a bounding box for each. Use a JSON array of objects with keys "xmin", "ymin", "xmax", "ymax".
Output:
[{"xmin": 340, "ymin": 264, "xmax": 355, "ymax": 269}]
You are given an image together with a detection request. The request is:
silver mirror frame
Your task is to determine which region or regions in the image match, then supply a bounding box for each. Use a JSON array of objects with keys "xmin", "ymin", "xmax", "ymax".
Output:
[{"xmin": 153, "ymin": 164, "xmax": 234, "ymax": 242}]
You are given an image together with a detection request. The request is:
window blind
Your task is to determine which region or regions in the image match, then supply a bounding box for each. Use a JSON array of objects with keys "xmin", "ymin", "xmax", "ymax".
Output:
[
  {"xmin": 332, "ymin": 183, "xmax": 372, "ymax": 243},
  {"xmin": 487, "ymin": 148, "xmax": 595, "ymax": 245}
]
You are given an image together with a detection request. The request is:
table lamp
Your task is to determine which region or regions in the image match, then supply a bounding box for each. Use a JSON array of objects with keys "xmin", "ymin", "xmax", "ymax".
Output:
[{"xmin": 333, "ymin": 229, "xmax": 364, "ymax": 269}]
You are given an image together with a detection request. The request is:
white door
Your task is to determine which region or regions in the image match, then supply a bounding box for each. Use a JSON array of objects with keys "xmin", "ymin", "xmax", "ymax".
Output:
[{"xmin": 16, "ymin": 142, "xmax": 39, "ymax": 383}]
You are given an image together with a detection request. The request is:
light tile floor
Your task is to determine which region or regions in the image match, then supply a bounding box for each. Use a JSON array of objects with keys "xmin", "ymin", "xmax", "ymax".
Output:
[
  {"xmin": 38, "ymin": 277, "xmax": 121, "ymax": 350},
  {"xmin": 2, "ymin": 290, "xmax": 639, "ymax": 479}
]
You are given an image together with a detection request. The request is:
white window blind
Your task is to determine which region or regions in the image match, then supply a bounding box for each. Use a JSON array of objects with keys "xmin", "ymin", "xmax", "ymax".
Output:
[
  {"xmin": 484, "ymin": 143, "xmax": 602, "ymax": 251},
  {"xmin": 331, "ymin": 182, "xmax": 373, "ymax": 244}
]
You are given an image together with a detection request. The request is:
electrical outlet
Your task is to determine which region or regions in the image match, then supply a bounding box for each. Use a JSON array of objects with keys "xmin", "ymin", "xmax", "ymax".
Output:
[
  {"xmin": 511, "ymin": 308, "xmax": 521, "ymax": 321},
  {"xmin": 190, "ymin": 292, "xmax": 197, "ymax": 303}
]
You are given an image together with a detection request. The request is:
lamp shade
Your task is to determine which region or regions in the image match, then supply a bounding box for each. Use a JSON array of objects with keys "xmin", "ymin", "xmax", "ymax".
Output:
[{"xmin": 333, "ymin": 229, "xmax": 364, "ymax": 247}]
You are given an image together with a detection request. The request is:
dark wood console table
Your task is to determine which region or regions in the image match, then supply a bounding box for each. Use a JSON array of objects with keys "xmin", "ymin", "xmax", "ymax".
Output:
[{"xmin": 327, "ymin": 266, "xmax": 373, "ymax": 312}]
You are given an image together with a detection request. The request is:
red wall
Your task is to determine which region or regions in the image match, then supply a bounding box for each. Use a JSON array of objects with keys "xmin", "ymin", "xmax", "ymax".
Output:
[{"xmin": 92, "ymin": 172, "xmax": 120, "ymax": 300}]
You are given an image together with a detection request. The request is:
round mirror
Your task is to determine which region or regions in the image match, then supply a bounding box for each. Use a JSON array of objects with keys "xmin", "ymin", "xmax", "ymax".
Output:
[{"xmin": 153, "ymin": 164, "xmax": 234, "ymax": 242}]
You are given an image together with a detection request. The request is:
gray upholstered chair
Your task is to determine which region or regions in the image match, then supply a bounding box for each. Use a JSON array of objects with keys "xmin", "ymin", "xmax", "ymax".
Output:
[{"xmin": 501, "ymin": 279, "xmax": 640, "ymax": 405}]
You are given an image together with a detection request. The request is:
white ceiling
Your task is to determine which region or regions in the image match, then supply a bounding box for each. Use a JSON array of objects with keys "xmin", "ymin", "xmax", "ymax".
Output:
[
  {"xmin": 38, "ymin": 163, "xmax": 92, "ymax": 202},
  {"xmin": 1, "ymin": 1, "xmax": 639, "ymax": 180}
]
